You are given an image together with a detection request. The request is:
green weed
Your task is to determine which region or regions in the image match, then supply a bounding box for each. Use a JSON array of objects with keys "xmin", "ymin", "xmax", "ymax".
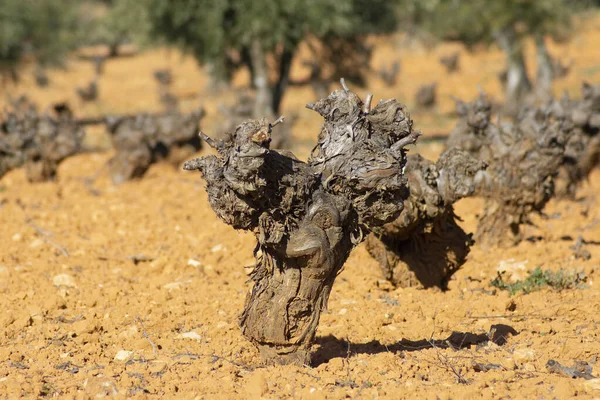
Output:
[{"xmin": 491, "ymin": 267, "xmax": 587, "ymax": 295}]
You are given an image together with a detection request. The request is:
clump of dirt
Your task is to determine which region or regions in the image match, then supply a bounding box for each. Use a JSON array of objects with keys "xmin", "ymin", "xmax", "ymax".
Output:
[
  {"xmin": 447, "ymin": 92, "xmax": 569, "ymax": 247},
  {"xmin": 366, "ymin": 147, "xmax": 486, "ymax": 289},
  {"xmin": 184, "ymin": 82, "xmax": 420, "ymax": 365},
  {"xmin": 0, "ymin": 99, "xmax": 84, "ymax": 182},
  {"xmin": 106, "ymin": 108, "xmax": 204, "ymax": 184}
]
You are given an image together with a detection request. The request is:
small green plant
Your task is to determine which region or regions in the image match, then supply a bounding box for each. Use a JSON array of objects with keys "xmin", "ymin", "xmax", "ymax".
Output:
[{"xmin": 491, "ymin": 267, "xmax": 587, "ymax": 295}]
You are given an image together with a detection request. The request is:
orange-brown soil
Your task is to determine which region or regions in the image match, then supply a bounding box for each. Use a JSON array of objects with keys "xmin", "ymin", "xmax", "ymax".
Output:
[{"xmin": 1, "ymin": 14, "xmax": 600, "ymax": 399}]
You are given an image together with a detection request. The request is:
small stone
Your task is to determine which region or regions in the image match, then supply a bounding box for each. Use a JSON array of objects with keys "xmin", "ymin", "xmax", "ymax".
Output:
[
  {"xmin": 505, "ymin": 299, "xmax": 517, "ymax": 312},
  {"xmin": 72, "ymin": 320, "xmax": 93, "ymax": 335},
  {"xmin": 179, "ymin": 331, "xmax": 202, "ymax": 341},
  {"xmin": 29, "ymin": 238, "xmax": 44, "ymax": 248},
  {"xmin": 53, "ymin": 274, "xmax": 77, "ymax": 288},
  {"xmin": 340, "ymin": 299, "xmax": 357, "ymax": 305},
  {"xmin": 583, "ymin": 379, "xmax": 600, "ymax": 392},
  {"xmin": 114, "ymin": 350, "xmax": 133, "ymax": 362},
  {"xmin": 245, "ymin": 371, "xmax": 268, "ymax": 398},
  {"xmin": 187, "ymin": 259, "xmax": 201, "ymax": 267},
  {"xmin": 211, "ymin": 244, "xmax": 223, "ymax": 253},
  {"xmin": 497, "ymin": 259, "xmax": 528, "ymax": 282},
  {"xmin": 163, "ymin": 280, "xmax": 191, "ymax": 291},
  {"xmin": 12, "ymin": 233, "xmax": 22, "ymax": 242},
  {"xmin": 339, "ymin": 308, "xmax": 348, "ymax": 315},
  {"xmin": 119, "ymin": 325, "xmax": 139, "ymax": 339},
  {"xmin": 513, "ymin": 348, "xmax": 535, "ymax": 362}
]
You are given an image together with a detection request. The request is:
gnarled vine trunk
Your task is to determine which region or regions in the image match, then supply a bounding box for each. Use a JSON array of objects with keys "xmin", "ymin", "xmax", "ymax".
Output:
[
  {"xmin": 184, "ymin": 82, "xmax": 419, "ymax": 364},
  {"xmin": 549, "ymin": 82, "xmax": 600, "ymax": 197},
  {"xmin": 366, "ymin": 148, "xmax": 486, "ymax": 289},
  {"xmin": 107, "ymin": 108, "xmax": 204, "ymax": 184},
  {"xmin": 446, "ymin": 92, "xmax": 568, "ymax": 247},
  {"xmin": 0, "ymin": 100, "xmax": 84, "ymax": 182}
]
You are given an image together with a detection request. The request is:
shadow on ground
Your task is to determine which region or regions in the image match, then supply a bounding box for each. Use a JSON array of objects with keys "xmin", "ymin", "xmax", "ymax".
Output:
[{"xmin": 312, "ymin": 324, "xmax": 518, "ymax": 366}]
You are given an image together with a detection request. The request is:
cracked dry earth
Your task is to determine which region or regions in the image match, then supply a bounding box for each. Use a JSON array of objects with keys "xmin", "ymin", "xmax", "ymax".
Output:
[{"xmin": 0, "ymin": 146, "xmax": 599, "ymax": 399}]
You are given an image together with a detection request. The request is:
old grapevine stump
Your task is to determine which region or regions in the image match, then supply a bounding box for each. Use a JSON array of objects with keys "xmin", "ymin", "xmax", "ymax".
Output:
[
  {"xmin": 1, "ymin": 100, "xmax": 84, "ymax": 182},
  {"xmin": 365, "ymin": 148, "xmax": 486, "ymax": 289},
  {"xmin": 548, "ymin": 82, "xmax": 600, "ymax": 197},
  {"xmin": 184, "ymin": 83, "xmax": 419, "ymax": 365},
  {"xmin": 447, "ymin": 92, "xmax": 568, "ymax": 247},
  {"xmin": 106, "ymin": 108, "xmax": 204, "ymax": 184}
]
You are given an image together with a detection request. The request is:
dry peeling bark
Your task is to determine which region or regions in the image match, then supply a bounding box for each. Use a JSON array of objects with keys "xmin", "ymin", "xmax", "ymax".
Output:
[
  {"xmin": 216, "ymin": 93, "xmax": 292, "ymax": 149},
  {"xmin": 107, "ymin": 109, "xmax": 204, "ymax": 184},
  {"xmin": 447, "ymin": 92, "xmax": 568, "ymax": 247},
  {"xmin": 0, "ymin": 101, "xmax": 84, "ymax": 182},
  {"xmin": 366, "ymin": 148, "xmax": 486, "ymax": 289},
  {"xmin": 184, "ymin": 83, "xmax": 419, "ymax": 365}
]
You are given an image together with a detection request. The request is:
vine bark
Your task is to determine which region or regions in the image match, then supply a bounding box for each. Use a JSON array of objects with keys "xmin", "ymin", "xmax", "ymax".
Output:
[{"xmin": 185, "ymin": 82, "xmax": 419, "ymax": 364}]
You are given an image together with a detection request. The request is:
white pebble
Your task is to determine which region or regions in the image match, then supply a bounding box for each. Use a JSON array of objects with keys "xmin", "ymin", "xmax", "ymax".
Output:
[
  {"xmin": 179, "ymin": 331, "xmax": 202, "ymax": 341},
  {"xmin": 53, "ymin": 274, "xmax": 77, "ymax": 288},
  {"xmin": 114, "ymin": 350, "xmax": 133, "ymax": 361},
  {"xmin": 187, "ymin": 259, "xmax": 201, "ymax": 267}
]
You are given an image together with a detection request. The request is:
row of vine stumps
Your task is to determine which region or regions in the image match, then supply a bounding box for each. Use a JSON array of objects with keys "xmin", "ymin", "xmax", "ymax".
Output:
[
  {"xmin": 182, "ymin": 80, "xmax": 599, "ymax": 365},
  {"xmin": 1, "ymin": 80, "xmax": 598, "ymax": 365},
  {"xmin": 0, "ymin": 97, "xmax": 204, "ymax": 185}
]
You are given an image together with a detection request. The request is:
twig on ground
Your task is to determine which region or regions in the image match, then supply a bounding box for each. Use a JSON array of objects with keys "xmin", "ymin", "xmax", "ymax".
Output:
[
  {"xmin": 25, "ymin": 217, "xmax": 69, "ymax": 257},
  {"xmin": 171, "ymin": 351, "xmax": 255, "ymax": 371},
  {"xmin": 429, "ymin": 340, "xmax": 469, "ymax": 384},
  {"xmin": 136, "ymin": 316, "xmax": 158, "ymax": 357}
]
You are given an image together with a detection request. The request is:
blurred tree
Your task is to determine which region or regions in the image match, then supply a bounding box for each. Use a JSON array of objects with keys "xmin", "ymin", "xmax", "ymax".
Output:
[
  {"xmin": 135, "ymin": 0, "xmax": 396, "ymax": 116},
  {"xmin": 409, "ymin": 0, "xmax": 578, "ymax": 113},
  {"xmin": 0, "ymin": 0, "xmax": 82, "ymax": 79},
  {"xmin": 83, "ymin": 0, "xmax": 149, "ymax": 57}
]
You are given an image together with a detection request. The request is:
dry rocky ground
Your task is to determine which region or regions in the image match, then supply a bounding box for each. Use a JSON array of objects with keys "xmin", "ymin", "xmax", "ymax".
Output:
[{"xmin": 1, "ymin": 14, "xmax": 600, "ymax": 399}]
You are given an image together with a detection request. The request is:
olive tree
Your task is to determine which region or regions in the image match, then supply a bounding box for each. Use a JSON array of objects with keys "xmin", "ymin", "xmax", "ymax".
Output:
[
  {"xmin": 0, "ymin": 0, "xmax": 82, "ymax": 78},
  {"xmin": 408, "ymin": 0, "xmax": 577, "ymax": 113},
  {"xmin": 135, "ymin": 0, "xmax": 396, "ymax": 117}
]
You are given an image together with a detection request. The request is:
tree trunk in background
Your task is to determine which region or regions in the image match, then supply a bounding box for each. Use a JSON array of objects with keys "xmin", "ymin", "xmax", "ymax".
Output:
[
  {"xmin": 250, "ymin": 39, "xmax": 274, "ymax": 118},
  {"xmin": 535, "ymin": 34, "xmax": 554, "ymax": 104},
  {"xmin": 204, "ymin": 61, "xmax": 230, "ymax": 93},
  {"xmin": 495, "ymin": 26, "xmax": 532, "ymax": 116},
  {"xmin": 240, "ymin": 46, "xmax": 255, "ymax": 88},
  {"xmin": 272, "ymin": 47, "xmax": 294, "ymax": 115}
]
